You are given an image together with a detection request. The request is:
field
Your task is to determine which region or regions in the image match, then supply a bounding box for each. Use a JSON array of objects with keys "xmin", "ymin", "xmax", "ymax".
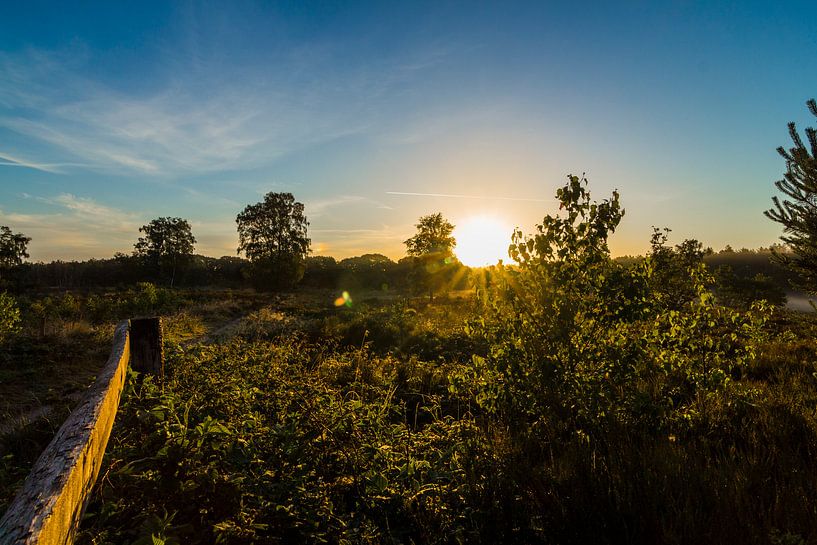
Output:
[
  {"xmin": 4, "ymin": 4, "xmax": 817, "ymax": 544},
  {"xmin": 4, "ymin": 279, "xmax": 817, "ymax": 544},
  {"xmin": 69, "ymin": 291, "xmax": 817, "ymax": 545},
  {"xmin": 3, "ymin": 192, "xmax": 817, "ymax": 543},
  {"xmin": 0, "ymin": 286, "xmax": 273, "ymax": 511}
]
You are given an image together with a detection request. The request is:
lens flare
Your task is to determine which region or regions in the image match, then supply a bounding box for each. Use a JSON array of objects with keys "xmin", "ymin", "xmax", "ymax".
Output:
[{"xmin": 334, "ymin": 291, "xmax": 353, "ymax": 307}]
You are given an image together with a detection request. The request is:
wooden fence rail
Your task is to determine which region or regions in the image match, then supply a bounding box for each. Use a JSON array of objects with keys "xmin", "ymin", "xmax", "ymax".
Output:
[{"xmin": 0, "ymin": 317, "xmax": 163, "ymax": 545}]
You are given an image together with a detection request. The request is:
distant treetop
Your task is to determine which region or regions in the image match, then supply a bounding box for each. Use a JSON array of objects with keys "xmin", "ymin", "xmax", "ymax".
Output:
[
  {"xmin": 404, "ymin": 213, "xmax": 456, "ymax": 257},
  {"xmin": 0, "ymin": 226, "xmax": 31, "ymax": 270}
]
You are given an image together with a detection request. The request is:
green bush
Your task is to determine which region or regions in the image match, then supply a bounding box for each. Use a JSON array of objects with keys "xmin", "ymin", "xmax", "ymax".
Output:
[
  {"xmin": 454, "ymin": 175, "xmax": 769, "ymax": 438},
  {"xmin": 79, "ymin": 339, "xmax": 489, "ymax": 544},
  {"xmin": 0, "ymin": 291, "xmax": 21, "ymax": 343}
]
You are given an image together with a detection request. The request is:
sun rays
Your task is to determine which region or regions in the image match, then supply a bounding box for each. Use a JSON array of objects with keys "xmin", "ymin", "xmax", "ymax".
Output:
[{"xmin": 453, "ymin": 215, "xmax": 513, "ymax": 267}]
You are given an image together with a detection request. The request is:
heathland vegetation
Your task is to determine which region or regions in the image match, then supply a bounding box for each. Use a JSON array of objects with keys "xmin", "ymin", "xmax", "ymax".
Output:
[{"xmin": 1, "ymin": 100, "xmax": 817, "ymax": 543}]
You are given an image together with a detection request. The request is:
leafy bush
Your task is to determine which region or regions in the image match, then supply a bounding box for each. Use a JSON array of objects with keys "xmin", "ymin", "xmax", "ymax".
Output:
[
  {"xmin": 80, "ymin": 340, "xmax": 490, "ymax": 544},
  {"xmin": 454, "ymin": 175, "xmax": 769, "ymax": 438},
  {"xmin": 0, "ymin": 291, "xmax": 21, "ymax": 343}
]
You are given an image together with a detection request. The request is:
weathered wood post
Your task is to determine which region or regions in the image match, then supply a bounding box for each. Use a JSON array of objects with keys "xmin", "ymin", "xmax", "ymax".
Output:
[
  {"xmin": 129, "ymin": 317, "xmax": 164, "ymax": 380},
  {"xmin": 0, "ymin": 321, "xmax": 131, "ymax": 545},
  {"xmin": 0, "ymin": 317, "xmax": 165, "ymax": 545}
]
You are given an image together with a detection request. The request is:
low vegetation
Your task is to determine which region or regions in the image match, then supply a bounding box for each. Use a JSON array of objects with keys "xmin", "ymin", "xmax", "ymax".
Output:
[
  {"xmin": 3, "ymin": 176, "xmax": 812, "ymax": 544},
  {"xmin": 3, "ymin": 122, "xmax": 817, "ymax": 541}
]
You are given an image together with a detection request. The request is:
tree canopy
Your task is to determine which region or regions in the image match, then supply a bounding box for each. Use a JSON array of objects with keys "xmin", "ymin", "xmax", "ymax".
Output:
[
  {"xmin": 404, "ymin": 213, "xmax": 455, "ymax": 257},
  {"xmin": 403, "ymin": 213, "xmax": 458, "ymax": 299},
  {"xmin": 0, "ymin": 226, "xmax": 31, "ymax": 284},
  {"xmin": 236, "ymin": 192, "xmax": 310, "ymax": 289},
  {"xmin": 134, "ymin": 217, "xmax": 197, "ymax": 287},
  {"xmin": 765, "ymin": 98, "xmax": 817, "ymax": 295},
  {"xmin": 0, "ymin": 226, "xmax": 31, "ymax": 269}
]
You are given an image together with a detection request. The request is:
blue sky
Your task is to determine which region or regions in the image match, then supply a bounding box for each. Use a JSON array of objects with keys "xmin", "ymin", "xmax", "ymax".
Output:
[{"xmin": 1, "ymin": 1, "xmax": 816, "ymax": 261}]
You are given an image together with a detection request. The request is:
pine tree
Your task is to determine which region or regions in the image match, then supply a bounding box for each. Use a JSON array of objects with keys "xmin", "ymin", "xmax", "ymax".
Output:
[{"xmin": 765, "ymin": 99, "xmax": 817, "ymax": 295}]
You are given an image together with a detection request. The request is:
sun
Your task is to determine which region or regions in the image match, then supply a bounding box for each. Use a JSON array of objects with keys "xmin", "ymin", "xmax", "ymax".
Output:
[{"xmin": 454, "ymin": 216, "xmax": 513, "ymax": 267}]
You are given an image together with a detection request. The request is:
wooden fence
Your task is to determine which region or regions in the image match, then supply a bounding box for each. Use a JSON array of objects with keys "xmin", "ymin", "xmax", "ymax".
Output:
[{"xmin": 0, "ymin": 317, "xmax": 163, "ymax": 545}]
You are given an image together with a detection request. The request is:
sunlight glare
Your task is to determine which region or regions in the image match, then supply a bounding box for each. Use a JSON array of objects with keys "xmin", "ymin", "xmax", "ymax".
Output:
[{"xmin": 454, "ymin": 216, "xmax": 512, "ymax": 267}]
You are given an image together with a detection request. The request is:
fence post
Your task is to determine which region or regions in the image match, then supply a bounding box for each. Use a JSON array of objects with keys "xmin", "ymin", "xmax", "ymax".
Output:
[
  {"xmin": 0, "ymin": 321, "xmax": 131, "ymax": 545},
  {"xmin": 129, "ymin": 317, "xmax": 164, "ymax": 379}
]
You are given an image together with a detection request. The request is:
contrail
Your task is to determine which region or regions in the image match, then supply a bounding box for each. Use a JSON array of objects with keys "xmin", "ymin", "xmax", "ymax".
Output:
[
  {"xmin": 386, "ymin": 191, "xmax": 553, "ymax": 203},
  {"xmin": 0, "ymin": 152, "xmax": 90, "ymax": 174}
]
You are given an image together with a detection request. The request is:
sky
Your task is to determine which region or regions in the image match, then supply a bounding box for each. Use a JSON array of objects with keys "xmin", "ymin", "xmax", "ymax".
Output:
[{"xmin": 1, "ymin": 1, "xmax": 816, "ymax": 262}]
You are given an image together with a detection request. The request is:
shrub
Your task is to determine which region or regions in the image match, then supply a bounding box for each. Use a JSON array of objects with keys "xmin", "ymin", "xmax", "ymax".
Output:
[
  {"xmin": 0, "ymin": 291, "xmax": 21, "ymax": 343},
  {"xmin": 454, "ymin": 175, "xmax": 770, "ymax": 438}
]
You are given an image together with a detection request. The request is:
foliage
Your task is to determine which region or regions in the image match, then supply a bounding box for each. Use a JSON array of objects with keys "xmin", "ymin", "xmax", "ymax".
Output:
[
  {"xmin": 302, "ymin": 255, "xmax": 426, "ymax": 293},
  {"xmin": 404, "ymin": 213, "xmax": 456, "ymax": 257},
  {"xmin": 79, "ymin": 338, "xmax": 488, "ymax": 545},
  {"xmin": 456, "ymin": 175, "xmax": 769, "ymax": 440},
  {"xmin": 5, "ymin": 173, "xmax": 817, "ymax": 543},
  {"xmin": 246, "ymin": 255, "xmax": 307, "ymax": 292},
  {"xmin": 236, "ymin": 192, "xmax": 310, "ymax": 290},
  {"xmin": 714, "ymin": 265, "xmax": 787, "ymax": 309},
  {"xmin": 338, "ymin": 254, "xmax": 396, "ymax": 292},
  {"xmin": 134, "ymin": 217, "xmax": 197, "ymax": 287},
  {"xmin": 0, "ymin": 273, "xmax": 808, "ymax": 544},
  {"xmin": 11, "ymin": 283, "xmax": 189, "ymax": 338},
  {"xmin": 704, "ymin": 246, "xmax": 796, "ymax": 289},
  {"xmin": 312, "ymin": 299, "xmax": 483, "ymax": 363},
  {"xmin": 0, "ymin": 291, "xmax": 21, "ymax": 343},
  {"xmin": 301, "ymin": 255, "xmax": 342, "ymax": 288},
  {"xmin": 648, "ymin": 227, "xmax": 708, "ymax": 310},
  {"xmin": 765, "ymin": 98, "xmax": 817, "ymax": 296},
  {"xmin": 404, "ymin": 213, "xmax": 458, "ymax": 300},
  {"xmin": 5, "ymin": 254, "xmax": 249, "ymax": 290},
  {"xmin": 64, "ymin": 287, "xmax": 817, "ymax": 544},
  {"xmin": 0, "ymin": 226, "xmax": 30, "ymax": 283}
]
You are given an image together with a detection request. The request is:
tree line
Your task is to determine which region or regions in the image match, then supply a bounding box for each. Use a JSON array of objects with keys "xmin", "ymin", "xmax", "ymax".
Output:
[
  {"xmin": 1, "ymin": 98, "xmax": 816, "ymax": 300},
  {"xmin": 0, "ymin": 191, "xmax": 465, "ymax": 296}
]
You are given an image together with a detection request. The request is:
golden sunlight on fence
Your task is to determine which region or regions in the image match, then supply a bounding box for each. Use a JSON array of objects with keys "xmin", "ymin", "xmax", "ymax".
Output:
[{"xmin": 0, "ymin": 318, "xmax": 163, "ymax": 545}]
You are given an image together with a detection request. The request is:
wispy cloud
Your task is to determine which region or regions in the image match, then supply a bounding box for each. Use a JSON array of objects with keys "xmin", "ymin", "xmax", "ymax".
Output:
[
  {"xmin": 7, "ymin": 193, "xmax": 250, "ymax": 260},
  {"xmin": 0, "ymin": 193, "xmax": 140, "ymax": 260},
  {"xmin": 0, "ymin": 37, "xmax": 452, "ymax": 178},
  {"xmin": 0, "ymin": 151, "xmax": 88, "ymax": 174},
  {"xmin": 386, "ymin": 191, "xmax": 554, "ymax": 203}
]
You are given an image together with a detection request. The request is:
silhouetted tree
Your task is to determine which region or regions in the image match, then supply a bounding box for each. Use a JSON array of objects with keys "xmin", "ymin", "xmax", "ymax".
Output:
[
  {"xmin": 404, "ymin": 213, "xmax": 456, "ymax": 300},
  {"xmin": 0, "ymin": 226, "xmax": 30, "ymax": 283},
  {"xmin": 236, "ymin": 192, "xmax": 310, "ymax": 290},
  {"xmin": 134, "ymin": 217, "xmax": 196, "ymax": 287},
  {"xmin": 340, "ymin": 254, "xmax": 396, "ymax": 290},
  {"xmin": 404, "ymin": 213, "xmax": 456, "ymax": 257},
  {"xmin": 765, "ymin": 98, "xmax": 817, "ymax": 295},
  {"xmin": 302, "ymin": 256, "xmax": 341, "ymax": 288}
]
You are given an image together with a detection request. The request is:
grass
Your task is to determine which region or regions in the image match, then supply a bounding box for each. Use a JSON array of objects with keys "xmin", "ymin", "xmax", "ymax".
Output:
[
  {"xmin": 5, "ymin": 288, "xmax": 817, "ymax": 543},
  {"xmin": 0, "ymin": 287, "xmax": 275, "ymax": 513}
]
